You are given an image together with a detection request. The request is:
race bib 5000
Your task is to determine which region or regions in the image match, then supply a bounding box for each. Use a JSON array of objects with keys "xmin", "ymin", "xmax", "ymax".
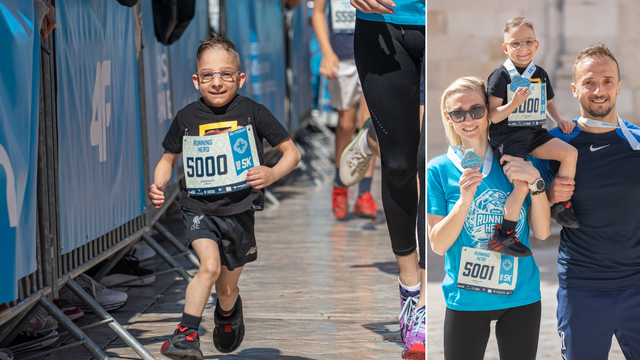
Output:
[{"xmin": 182, "ymin": 125, "xmax": 260, "ymax": 196}]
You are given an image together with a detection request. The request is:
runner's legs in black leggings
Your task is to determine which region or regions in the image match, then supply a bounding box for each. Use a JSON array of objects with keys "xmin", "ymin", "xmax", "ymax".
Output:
[
  {"xmin": 354, "ymin": 19, "xmax": 425, "ymax": 260},
  {"xmin": 444, "ymin": 301, "xmax": 541, "ymax": 360}
]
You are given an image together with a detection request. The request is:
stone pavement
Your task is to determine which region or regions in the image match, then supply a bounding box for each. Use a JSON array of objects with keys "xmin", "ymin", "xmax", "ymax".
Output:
[{"xmin": 21, "ymin": 162, "xmax": 414, "ymax": 359}]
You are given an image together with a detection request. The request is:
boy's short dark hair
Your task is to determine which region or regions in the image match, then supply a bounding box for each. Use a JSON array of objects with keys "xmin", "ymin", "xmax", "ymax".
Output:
[
  {"xmin": 503, "ymin": 17, "xmax": 535, "ymax": 34},
  {"xmin": 572, "ymin": 42, "xmax": 620, "ymax": 82},
  {"xmin": 196, "ymin": 34, "xmax": 242, "ymax": 71}
]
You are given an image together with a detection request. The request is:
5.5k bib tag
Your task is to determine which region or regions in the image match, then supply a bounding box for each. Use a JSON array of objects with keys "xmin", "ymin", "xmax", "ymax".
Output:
[
  {"xmin": 182, "ymin": 125, "xmax": 260, "ymax": 196},
  {"xmin": 507, "ymin": 82, "xmax": 546, "ymax": 127},
  {"xmin": 457, "ymin": 246, "xmax": 518, "ymax": 295}
]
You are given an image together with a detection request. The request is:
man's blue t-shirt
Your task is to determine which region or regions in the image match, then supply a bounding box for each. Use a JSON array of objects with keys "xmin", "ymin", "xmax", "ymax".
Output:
[
  {"xmin": 428, "ymin": 146, "xmax": 541, "ymax": 311},
  {"xmin": 535, "ymin": 118, "xmax": 640, "ymax": 291}
]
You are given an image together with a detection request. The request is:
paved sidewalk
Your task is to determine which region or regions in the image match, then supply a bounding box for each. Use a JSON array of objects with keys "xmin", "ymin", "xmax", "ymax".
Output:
[{"xmin": 24, "ymin": 164, "xmax": 412, "ymax": 359}]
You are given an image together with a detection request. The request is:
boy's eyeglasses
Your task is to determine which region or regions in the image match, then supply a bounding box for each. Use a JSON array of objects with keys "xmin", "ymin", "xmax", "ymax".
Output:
[
  {"xmin": 446, "ymin": 105, "xmax": 487, "ymax": 123},
  {"xmin": 505, "ymin": 40, "xmax": 537, "ymax": 50},
  {"xmin": 197, "ymin": 70, "xmax": 239, "ymax": 83}
]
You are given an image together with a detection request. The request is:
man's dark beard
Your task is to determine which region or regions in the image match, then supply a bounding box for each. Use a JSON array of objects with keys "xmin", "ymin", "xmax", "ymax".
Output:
[{"xmin": 585, "ymin": 98, "xmax": 615, "ymax": 119}]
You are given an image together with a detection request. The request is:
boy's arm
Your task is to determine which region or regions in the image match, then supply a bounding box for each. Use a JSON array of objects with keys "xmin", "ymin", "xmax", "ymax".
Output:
[
  {"xmin": 310, "ymin": 0, "xmax": 339, "ymax": 79},
  {"xmin": 245, "ymin": 138, "xmax": 301, "ymax": 190},
  {"xmin": 547, "ymin": 99, "xmax": 575, "ymax": 134},
  {"xmin": 488, "ymin": 88, "xmax": 530, "ymax": 124},
  {"xmin": 148, "ymin": 151, "xmax": 180, "ymax": 208}
]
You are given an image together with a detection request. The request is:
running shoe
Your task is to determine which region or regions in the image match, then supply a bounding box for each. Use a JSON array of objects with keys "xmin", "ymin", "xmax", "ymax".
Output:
[
  {"xmin": 0, "ymin": 349, "xmax": 13, "ymax": 360},
  {"xmin": 52, "ymin": 299, "xmax": 84, "ymax": 322},
  {"xmin": 27, "ymin": 310, "xmax": 58, "ymax": 334},
  {"xmin": 339, "ymin": 118, "xmax": 373, "ymax": 187},
  {"xmin": 398, "ymin": 286, "xmax": 420, "ymax": 343},
  {"xmin": 128, "ymin": 241, "xmax": 157, "ymax": 262},
  {"xmin": 7, "ymin": 330, "xmax": 58, "ymax": 354},
  {"xmin": 488, "ymin": 224, "xmax": 532, "ymax": 257},
  {"xmin": 551, "ymin": 201, "xmax": 579, "ymax": 228},
  {"xmin": 213, "ymin": 296, "xmax": 245, "ymax": 353},
  {"xmin": 332, "ymin": 187, "xmax": 349, "ymax": 220},
  {"xmin": 97, "ymin": 255, "xmax": 156, "ymax": 287},
  {"xmin": 402, "ymin": 306, "xmax": 425, "ymax": 360},
  {"xmin": 160, "ymin": 325, "xmax": 203, "ymax": 360},
  {"xmin": 353, "ymin": 191, "xmax": 377, "ymax": 219},
  {"xmin": 59, "ymin": 274, "xmax": 128, "ymax": 312}
]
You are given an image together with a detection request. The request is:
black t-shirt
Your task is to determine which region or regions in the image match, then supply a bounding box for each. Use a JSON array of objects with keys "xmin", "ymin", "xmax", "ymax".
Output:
[
  {"xmin": 162, "ymin": 94, "xmax": 291, "ymax": 216},
  {"xmin": 487, "ymin": 64, "xmax": 555, "ymax": 134}
]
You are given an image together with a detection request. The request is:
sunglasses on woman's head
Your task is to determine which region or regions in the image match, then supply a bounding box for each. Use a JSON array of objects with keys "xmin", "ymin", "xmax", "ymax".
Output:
[{"xmin": 446, "ymin": 105, "xmax": 487, "ymax": 123}]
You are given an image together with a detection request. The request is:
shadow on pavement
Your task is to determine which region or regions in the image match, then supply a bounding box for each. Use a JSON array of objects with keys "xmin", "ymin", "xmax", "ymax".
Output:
[
  {"xmin": 351, "ymin": 261, "xmax": 399, "ymax": 276},
  {"xmin": 208, "ymin": 347, "xmax": 316, "ymax": 359}
]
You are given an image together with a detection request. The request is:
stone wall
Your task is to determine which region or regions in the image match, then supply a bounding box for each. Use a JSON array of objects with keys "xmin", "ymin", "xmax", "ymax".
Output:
[{"xmin": 427, "ymin": 0, "xmax": 640, "ymax": 155}]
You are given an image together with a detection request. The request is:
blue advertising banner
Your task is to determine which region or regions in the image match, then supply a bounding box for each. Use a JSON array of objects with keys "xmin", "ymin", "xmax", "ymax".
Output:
[
  {"xmin": 0, "ymin": 0, "xmax": 39, "ymax": 303},
  {"xmin": 140, "ymin": 0, "xmax": 175, "ymax": 184},
  {"xmin": 225, "ymin": 0, "xmax": 287, "ymax": 126},
  {"xmin": 168, "ymin": 0, "xmax": 209, "ymax": 113},
  {"xmin": 287, "ymin": 5, "xmax": 312, "ymax": 134},
  {"xmin": 56, "ymin": 0, "xmax": 145, "ymax": 254}
]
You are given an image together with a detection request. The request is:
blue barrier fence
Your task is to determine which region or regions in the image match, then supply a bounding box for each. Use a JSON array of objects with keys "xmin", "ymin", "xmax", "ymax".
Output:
[{"xmin": 0, "ymin": 0, "xmax": 39, "ymax": 304}]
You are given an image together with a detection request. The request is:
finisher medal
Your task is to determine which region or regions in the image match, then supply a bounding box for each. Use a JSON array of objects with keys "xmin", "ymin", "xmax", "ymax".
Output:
[
  {"xmin": 510, "ymin": 75, "xmax": 531, "ymax": 92},
  {"xmin": 461, "ymin": 149, "xmax": 483, "ymax": 169}
]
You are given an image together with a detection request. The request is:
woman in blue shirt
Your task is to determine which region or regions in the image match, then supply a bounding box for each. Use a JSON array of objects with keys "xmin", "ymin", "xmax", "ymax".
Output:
[{"xmin": 427, "ymin": 76, "xmax": 550, "ymax": 360}]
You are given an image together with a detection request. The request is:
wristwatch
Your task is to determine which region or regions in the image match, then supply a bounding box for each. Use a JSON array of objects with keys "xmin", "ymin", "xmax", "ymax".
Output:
[{"xmin": 528, "ymin": 178, "xmax": 545, "ymax": 195}]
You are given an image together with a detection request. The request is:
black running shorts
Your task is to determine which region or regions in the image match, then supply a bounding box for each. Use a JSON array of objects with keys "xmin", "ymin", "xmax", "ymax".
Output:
[
  {"xmin": 490, "ymin": 126, "xmax": 555, "ymax": 166},
  {"xmin": 182, "ymin": 208, "xmax": 257, "ymax": 271}
]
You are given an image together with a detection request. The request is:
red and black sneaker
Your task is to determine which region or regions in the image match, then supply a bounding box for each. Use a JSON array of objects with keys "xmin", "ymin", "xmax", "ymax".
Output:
[
  {"xmin": 488, "ymin": 224, "xmax": 532, "ymax": 257},
  {"xmin": 213, "ymin": 295, "xmax": 245, "ymax": 353},
  {"xmin": 551, "ymin": 201, "xmax": 579, "ymax": 228},
  {"xmin": 160, "ymin": 324, "xmax": 203, "ymax": 360}
]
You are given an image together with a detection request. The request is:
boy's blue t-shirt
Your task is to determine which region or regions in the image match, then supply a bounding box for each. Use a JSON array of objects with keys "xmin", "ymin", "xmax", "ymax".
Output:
[
  {"xmin": 427, "ymin": 147, "xmax": 541, "ymax": 311},
  {"xmin": 356, "ymin": 0, "xmax": 425, "ymax": 26}
]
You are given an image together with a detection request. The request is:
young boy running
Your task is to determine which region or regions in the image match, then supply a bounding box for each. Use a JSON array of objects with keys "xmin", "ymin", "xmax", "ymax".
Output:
[
  {"xmin": 487, "ymin": 17, "xmax": 578, "ymax": 257},
  {"xmin": 148, "ymin": 35, "xmax": 301, "ymax": 359}
]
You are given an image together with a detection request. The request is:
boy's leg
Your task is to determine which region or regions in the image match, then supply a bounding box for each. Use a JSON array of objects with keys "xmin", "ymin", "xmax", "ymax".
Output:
[
  {"xmin": 529, "ymin": 138, "xmax": 579, "ymax": 228},
  {"xmin": 214, "ymin": 266, "xmax": 244, "ymax": 311},
  {"xmin": 489, "ymin": 134, "xmax": 533, "ymax": 257},
  {"xmin": 529, "ymin": 138, "xmax": 577, "ymax": 179},
  {"xmin": 213, "ymin": 266, "xmax": 246, "ymax": 353},
  {"xmin": 184, "ymin": 238, "xmax": 223, "ymax": 317}
]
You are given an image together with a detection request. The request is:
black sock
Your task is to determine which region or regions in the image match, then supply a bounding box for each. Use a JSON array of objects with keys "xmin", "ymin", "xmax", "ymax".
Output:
[
  {"xmin": 180, "ymin": 313, "xmax": 201, "ymax": 331},
  {"xmin": 500, "ymin": 220, "xmax": 517, "ymax": 236},
  {"xmin": 217, "ymin": 304, "xmax": 236, "ymax": 317}
]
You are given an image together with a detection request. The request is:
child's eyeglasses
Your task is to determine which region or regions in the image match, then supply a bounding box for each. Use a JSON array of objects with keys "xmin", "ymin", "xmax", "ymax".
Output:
[
  {"xmin": 446, "ymin": 105, "xmax": 487, "ymax": 123},
  {"xmin": 197, "ymin": 70, "xmax": 239, "ymax": 83},
  {"xmin": 505, "ymin": 40, "xmax": 537, "ymax": 50}
]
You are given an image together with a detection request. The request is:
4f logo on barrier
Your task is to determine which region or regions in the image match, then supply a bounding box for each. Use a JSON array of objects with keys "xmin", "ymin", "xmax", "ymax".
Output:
[
  {"xmin": 90, "ymin": 60, "xmax": 111, "ymax": 162},
  {"xmin": 0, "ymin": 144, "xmax": 18, "ymax": 227}
]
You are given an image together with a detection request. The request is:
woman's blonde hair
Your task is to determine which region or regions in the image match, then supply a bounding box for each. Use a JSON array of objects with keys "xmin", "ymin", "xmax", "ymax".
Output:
[{"xmin": 440, "ymin": 76, "xmax": 489, "ymax": 146}]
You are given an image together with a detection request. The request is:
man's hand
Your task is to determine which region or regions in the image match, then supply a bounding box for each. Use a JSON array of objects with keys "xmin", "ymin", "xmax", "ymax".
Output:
[
  {"xmin": 319, "ymin": 53, "xmax": 339, "ymax": 79},
  {"xmin": 557, "ymin": 120, "xmax": 576, "ymax": 135},
  {"xmin": 350, "ymin": 0, "xmax": 395, "ymax": 14},
  {"xmin": 547, "ymin": 176, "xmax": 575, "ymax": 203},
  {"xmin": 148, "ymin": 183, "xmax": 165, "ymax": 208},
  {"xmin": 246, "ymin": 166, "xmax": 277, "ymax": 190}
]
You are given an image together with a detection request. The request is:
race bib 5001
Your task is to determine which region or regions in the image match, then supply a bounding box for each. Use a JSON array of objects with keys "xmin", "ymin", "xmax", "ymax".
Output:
[
  {"xmin": 457, "ymin": 246, "xmax": 518, "ymax": 295},
  {"xmin": 182, "ymin": 125, "xmax": 260, "ymax": 196}
]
